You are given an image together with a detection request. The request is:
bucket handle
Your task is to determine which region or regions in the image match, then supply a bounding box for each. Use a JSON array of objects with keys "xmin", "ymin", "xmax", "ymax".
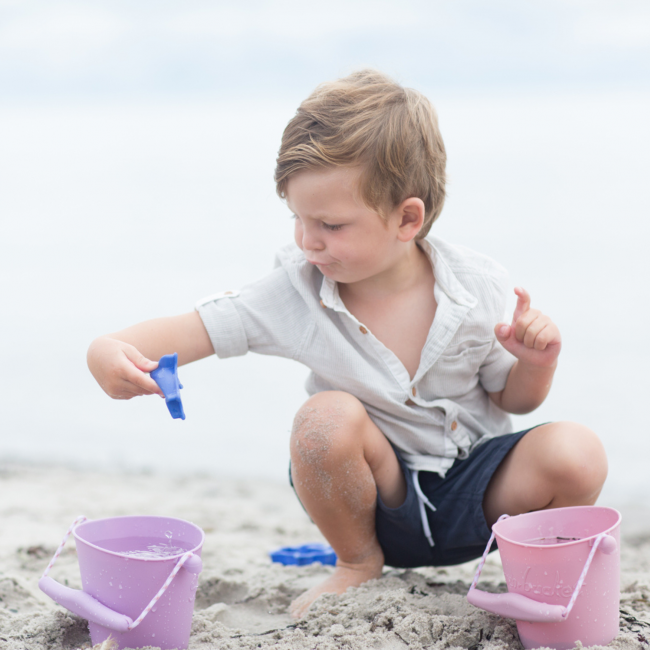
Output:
[
  {"xmin": 39, "ymin": 516, "xmax": 203, "ymax": 633},
  {"xmin": 466, "ymin": 514, "xmax": 617, "ymax": 623}
]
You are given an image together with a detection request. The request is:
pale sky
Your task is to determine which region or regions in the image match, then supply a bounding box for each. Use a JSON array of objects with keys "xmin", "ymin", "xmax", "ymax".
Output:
[{"xmin": 0, "ymin": 0, "xmax": 649, "ymax": 102}]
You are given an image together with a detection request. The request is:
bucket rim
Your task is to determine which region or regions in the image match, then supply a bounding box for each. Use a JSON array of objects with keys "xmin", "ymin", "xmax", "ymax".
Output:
[
  {"xmin": 73, "ymin": 515, "xmax": 205, "ymax": 561},
  {"xmin": 492, "ymin": 505, "xmax": 621, "ymax": 549}
]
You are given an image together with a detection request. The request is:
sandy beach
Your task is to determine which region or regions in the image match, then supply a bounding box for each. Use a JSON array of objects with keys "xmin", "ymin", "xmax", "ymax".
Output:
[{"xmin": 1, "ymin": 462, "xmax": 648, "ymax": 650}]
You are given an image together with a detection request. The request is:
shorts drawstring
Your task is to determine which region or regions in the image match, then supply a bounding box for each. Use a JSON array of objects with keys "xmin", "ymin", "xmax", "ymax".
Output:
[{"xmin": 412, "ymin": 470, "xmax": 437, "ymax": 547}]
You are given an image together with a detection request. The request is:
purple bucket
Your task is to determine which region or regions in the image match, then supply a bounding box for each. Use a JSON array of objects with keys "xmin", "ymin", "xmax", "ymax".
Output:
[{"xmin": 39, "ymin": 516, "xmax": 204, "ymax": 650}]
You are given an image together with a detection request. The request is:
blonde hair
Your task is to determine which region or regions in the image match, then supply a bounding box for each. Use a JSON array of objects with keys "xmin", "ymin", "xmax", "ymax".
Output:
[{"xmin": 274, "ymin": 69, "xmax": 446, "ymax": 238}]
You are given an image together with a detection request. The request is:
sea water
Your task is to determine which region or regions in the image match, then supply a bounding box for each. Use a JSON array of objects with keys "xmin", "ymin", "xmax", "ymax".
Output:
[{"xmin": 95, "ymin": 531, "xmax": 193, "ymax": 559}]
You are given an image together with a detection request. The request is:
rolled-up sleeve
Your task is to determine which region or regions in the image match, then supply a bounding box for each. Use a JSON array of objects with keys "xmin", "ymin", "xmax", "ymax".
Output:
[
  {"xmin": 196, "ymin": 291, "xmax": 249, "ymax": 358},
  {"xmin": 195, "ymin": 267, "xmax": 311, "ymax": 360}
]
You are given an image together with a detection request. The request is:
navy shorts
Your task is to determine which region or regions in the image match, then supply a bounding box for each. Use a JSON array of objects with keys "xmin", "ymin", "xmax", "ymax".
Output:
[
  {"xmin": 376, "ymin": 428, "xmax": 537, "ymax": 567},
  {"xmin": 289, "ymin": 427, "xmax": 537, "ymax": 568}
]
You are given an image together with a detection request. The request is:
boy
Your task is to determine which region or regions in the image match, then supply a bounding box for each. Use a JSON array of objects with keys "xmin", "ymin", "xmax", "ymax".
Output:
[{"xmin": 87, "ymin": 70, "xmax": 607, "ymax": 619}]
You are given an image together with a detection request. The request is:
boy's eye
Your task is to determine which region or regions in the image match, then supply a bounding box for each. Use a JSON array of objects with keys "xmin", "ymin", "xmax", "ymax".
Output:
[{"xmin": 323, "ymin": 223, "xmax": 343, "ymax": 231}]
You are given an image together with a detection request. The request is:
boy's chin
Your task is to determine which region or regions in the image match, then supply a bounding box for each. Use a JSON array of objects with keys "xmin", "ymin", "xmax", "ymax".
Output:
[
  {"xmin": 316, "ymin": 263, "xmax": 340, "ymax": 278},
  {"xmin": 316, "ymin": 262, "xmax": 374, "ymax": 285},
  {"xmin": 320, "ymin": 267, "xmax": 354, "ymax": 283}
]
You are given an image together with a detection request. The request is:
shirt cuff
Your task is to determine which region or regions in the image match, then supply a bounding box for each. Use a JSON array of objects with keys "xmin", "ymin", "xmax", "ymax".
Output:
[{"xmin": 196, "ymin": 295, "xmax": 248, "ymax": 358}]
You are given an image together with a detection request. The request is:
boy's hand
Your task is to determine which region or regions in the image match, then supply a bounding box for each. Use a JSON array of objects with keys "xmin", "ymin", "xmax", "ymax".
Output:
[
  {"xmin": 87, "ymin": 337, "xmax": 165, "ymax": 400},
  {"xmin": 494, "ymin": 287, "xmax": 561, "ymax": 368}
]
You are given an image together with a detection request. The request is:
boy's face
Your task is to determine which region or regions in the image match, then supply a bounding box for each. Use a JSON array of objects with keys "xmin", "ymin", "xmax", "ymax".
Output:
[{"xmin": 286, "ymin": 167, "xmax": 407, "ymax": 286}]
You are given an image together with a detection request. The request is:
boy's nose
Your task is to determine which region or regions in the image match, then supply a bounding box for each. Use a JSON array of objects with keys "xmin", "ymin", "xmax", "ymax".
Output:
[{"xmin": 302, "ymin": 228, "xmax": 325, "ymax": 252}]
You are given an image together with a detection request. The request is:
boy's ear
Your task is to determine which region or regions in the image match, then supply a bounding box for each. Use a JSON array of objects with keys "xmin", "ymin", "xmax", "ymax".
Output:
[{"xmin": 396, "ymin": 197, "xmax": 425, "ymax": 242}]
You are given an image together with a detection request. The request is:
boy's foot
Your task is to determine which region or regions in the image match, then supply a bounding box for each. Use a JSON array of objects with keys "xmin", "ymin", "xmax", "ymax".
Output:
[{"xmin": 289, "ymin": 557, "xmax": 384, "ymax": 619}]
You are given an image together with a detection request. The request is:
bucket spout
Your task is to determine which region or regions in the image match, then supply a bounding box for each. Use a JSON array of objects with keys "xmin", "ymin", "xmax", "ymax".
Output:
[
  {"xmin": 39, "ymin": 577, "xmax": 133, "ymax": 632},
  {"xmin": 467, "ymin": 589, "xmax": 566, "ymax": 623}
]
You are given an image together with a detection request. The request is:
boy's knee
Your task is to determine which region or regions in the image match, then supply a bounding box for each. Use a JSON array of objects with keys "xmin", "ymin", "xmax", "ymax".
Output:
[
  {"xmin": 290, "ymin": 391, "xmax": 366, "ymax": 467},
  {"xmin": 535, "ymin": 422, "xmax": 607, "ymax": 496}
]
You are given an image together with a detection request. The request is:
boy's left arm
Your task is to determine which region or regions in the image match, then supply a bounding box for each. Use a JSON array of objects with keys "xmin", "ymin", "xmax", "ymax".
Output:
[{"xmin": 487, "ymin": 287, "xmax": 561, "ymax": 415}]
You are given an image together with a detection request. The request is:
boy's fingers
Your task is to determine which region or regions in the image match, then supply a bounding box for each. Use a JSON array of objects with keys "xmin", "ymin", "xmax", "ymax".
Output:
[
  {"xmin": 494, "ymin": 323, "xmax": 511, "ymax": 341},
  {"xmin": 514, "ymin": 308, "xmax": 541, "ymax": 342},
  {"xmin": 533, "ymin": 324, "xmax": 553, "ymax": 351},
  {"xmin": 114, "ymin": 390, "xmax": 140, "ymax": 400},
  {"xmin": 127, "ymin": 383, "xmax": 158, "ymax": 396},
  {"xmin": 112, "ymin": 380, "xmax": 161, "ymax": 400},
  {"xmin": 494, "ymin": 322, "xmax": 520, "ymax": 356},
  {"xmin": 122, "ymin": 345, "xmax": 159, "ymax": 373},
  {"xmin": 123, "ymin": 365, "xmax": 165, "ymax": 396},
  {"xmin": 142, "ymin": 376, "xmax": 165, "ymax": 397},
  {"xmin": 522, "ymin": 316, "xmax": 546, "ymax": 349},
  {"xmin": 108, "ymin": 382, "xmax": 142, "ymax": 400},
  {"xmin": 511, "ymin": 287, "xmax": 531, "ymax": 325},
  {"xmin": 118, "ymin": 346, "xmax": 164, "ymax": 396}
]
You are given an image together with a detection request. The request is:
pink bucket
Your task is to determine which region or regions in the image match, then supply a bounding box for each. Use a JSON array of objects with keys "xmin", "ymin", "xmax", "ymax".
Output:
[
  {"xmin": 468, "ymin": 506, "xmax": 621, "ymax": 650},
  {"xmin": 39, "ymin": 516, "xmax": 204, "ymax": 650}
]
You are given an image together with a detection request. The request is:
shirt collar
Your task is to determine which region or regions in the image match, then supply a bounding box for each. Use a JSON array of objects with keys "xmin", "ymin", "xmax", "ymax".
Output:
[
  {"xmin": 418, "ymin": 238, "xmax": 477, "ymax": 309},
  {"xmin": 318, "ymin": 238, "xmax": 477, "ymax": 311}
]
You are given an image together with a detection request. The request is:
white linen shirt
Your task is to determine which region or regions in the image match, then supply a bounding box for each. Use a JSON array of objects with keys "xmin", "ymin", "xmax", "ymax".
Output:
[{"xmin": 196, "ymin": 236, "xmax": 517, "ymax": 477}]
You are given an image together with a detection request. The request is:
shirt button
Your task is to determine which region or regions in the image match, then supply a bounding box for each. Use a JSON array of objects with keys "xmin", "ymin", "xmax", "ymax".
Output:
[
  {"xmin": 411, "ymin": 387, "xmax": 416, "ymax": 396},
  {"xmin": 320, "ymin": 299, "xmax": 326, "ymax": 308},
  {"xmin": 359, "ymin": 326, "xmax": 368, "ymax": 334},
  {"xmin": 451, "ymin": 420, "xmax": 458, "ymax": 431},
  {"xmin": 224, "ymin": 291, "xmax": 233, "ymax": 295},
  {"xmin": 405, "ymin": 399, "xmax": 415, "ymax": 406}
]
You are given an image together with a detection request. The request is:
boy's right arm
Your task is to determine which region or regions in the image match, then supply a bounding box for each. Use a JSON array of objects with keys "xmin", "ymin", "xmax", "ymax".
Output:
[{"xmin": 87, "ymin": 311, "xmax": 214, "ymax": 400}]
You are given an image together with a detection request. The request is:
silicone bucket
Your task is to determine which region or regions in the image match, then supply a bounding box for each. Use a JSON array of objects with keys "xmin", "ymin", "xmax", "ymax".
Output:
[
  {"xmin": 39, "ymin": 516, "xmax": 204, "ymax": 650},
  {"xmin": 467, "ymin": 506, "xmax": 621, "ymax": 650}
]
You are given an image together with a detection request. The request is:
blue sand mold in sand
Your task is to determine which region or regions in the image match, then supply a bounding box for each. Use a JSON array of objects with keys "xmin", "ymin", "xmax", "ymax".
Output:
[
  {"xmin": 151, "ymin": 353, "xmax": 186, "ymax": 420},
  {"xmin": 269, "ymin": 543, "xmax": 337, "ymax": 566}
]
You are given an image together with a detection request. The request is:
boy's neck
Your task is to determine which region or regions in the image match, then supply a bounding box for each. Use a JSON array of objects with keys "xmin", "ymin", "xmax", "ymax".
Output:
[{"xmin": 338, "ymin": 241, "xmax": 432, "ymax": 303}]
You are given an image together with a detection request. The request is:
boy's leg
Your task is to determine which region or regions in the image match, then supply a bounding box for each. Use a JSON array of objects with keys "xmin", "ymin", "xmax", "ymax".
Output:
[
  {"xmin": 289, "ymin": 390, "xmax": 406, "ymax": 618},
  {"xmin": 483, "ymin": 422, "xmax": 608, "ymax": 527}
]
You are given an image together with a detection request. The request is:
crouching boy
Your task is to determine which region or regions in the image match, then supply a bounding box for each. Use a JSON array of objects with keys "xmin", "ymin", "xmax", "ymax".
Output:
[{"xmin": 87, "ymin": 70, "xmax": 607, "ymax": 619}]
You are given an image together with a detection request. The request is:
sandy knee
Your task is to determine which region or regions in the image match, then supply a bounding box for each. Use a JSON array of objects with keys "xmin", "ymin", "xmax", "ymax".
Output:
[
  {"xmin": 290, "ymin": 391, "xmax": 367, "ymax": 467},
  {"xmin": 290, "ymin": 391, "xmax": 379, "ymax": 508}
]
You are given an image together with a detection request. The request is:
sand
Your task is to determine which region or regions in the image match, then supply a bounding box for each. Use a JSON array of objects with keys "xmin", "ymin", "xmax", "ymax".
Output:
[{"xmin": 0, "ymin": 462, "xmax": 649, "ymax": 650}]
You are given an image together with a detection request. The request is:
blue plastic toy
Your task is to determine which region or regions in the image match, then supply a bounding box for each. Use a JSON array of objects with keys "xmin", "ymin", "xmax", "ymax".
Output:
[
  {"xmin": 150, "ymin": 353, "xmax": 185, "ymax": 420},
  {"xmin": 269, "ymin": 543, "xmax": 337, "ymax": 566}
]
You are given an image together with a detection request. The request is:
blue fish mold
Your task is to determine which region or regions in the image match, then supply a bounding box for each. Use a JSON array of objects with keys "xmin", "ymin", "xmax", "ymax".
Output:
[
  {"xmin": 269, "ymin": 543, "xmax": 337, "ymax": 566},
  {"xmin": 150, "ymin": 353, "xmax": 185, "ymax": 420}
]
